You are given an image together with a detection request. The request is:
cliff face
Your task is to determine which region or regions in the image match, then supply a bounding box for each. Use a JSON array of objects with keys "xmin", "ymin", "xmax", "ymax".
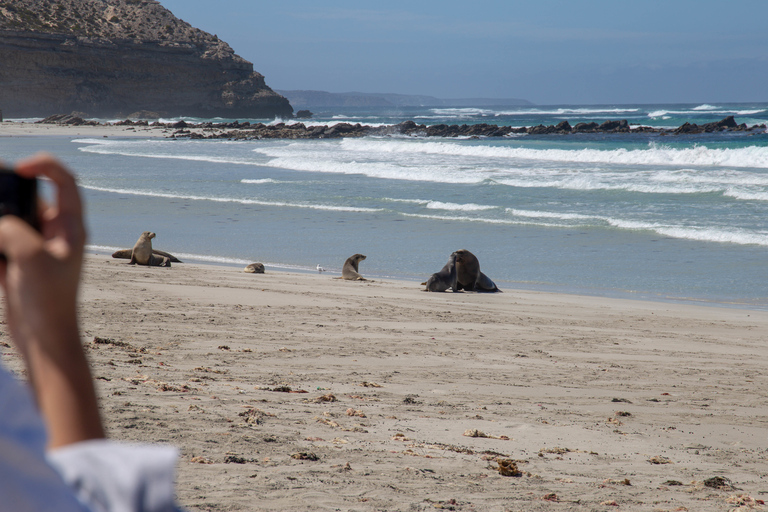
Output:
[{"xmin": 0, "ymin": 0, "xmax": 292, "ymax": 118}]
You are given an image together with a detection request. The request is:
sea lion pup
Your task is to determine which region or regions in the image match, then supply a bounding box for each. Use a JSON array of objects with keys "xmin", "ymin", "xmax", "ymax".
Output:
[
  {"xmin": 243, "ymin": 262, "xmax": 265, "ymax": 273},
  {"xmin": 424, "ymin": 252, "xmax": 458, "ymax": 292},
  {"xmin": 128, "ymin": 231, "xmax": 171, "ymax": 267},
  {"xmin": 341, "ymin": 253, "xmax": 367, "ymax": 280},
  {"xmin": 112, "ymin": 248, "xmax": 181, "ymax": 263},
  {"xmin": 454, "ymin": 249, "xmax": 500, "ymax": 292}
]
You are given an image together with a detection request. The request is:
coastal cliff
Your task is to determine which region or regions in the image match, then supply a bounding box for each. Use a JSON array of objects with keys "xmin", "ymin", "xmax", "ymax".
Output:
[{"xmin": 0, "ymin": 0, "xmax": 292, "ymax": 118}]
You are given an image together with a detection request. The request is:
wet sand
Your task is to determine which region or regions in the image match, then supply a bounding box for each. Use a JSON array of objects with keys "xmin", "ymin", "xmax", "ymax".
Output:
[{"xmin": 4, "ymin": 254, "xmax": 767, "ymax": 511}]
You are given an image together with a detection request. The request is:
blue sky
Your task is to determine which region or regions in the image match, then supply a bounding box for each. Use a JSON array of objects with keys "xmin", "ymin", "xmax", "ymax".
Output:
[{"xmin": 159, "ymin": 1, "xmax": 767, "ymax": 105}]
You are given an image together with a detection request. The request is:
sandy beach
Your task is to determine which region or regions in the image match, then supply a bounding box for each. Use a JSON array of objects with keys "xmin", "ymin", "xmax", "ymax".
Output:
[
  {"xmin": 2, "ymin": 254, "xmax": 766, "ymax": 511},
  {"xmin": 0, "ymin": 120, "xmax": 172, "ymax": 138}
]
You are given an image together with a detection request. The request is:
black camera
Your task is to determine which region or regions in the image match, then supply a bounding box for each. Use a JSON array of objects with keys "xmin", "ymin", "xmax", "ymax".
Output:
[{"xmin": 0, "ymin": 167, "xmax": 39, "ymax": 231}]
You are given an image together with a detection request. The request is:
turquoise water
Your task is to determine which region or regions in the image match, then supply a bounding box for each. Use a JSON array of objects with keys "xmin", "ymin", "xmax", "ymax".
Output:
[{"xmin": 3, "ymin": 102, "xmax": 768, "ymax": 308}]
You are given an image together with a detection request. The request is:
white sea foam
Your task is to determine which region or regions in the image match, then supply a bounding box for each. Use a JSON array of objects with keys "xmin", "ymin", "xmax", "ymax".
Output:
[
  {"xmin": 428, "ymin": 108, "xmax": 495, "ymax": 116},
  {"xmin": 241, "ymin": 178, "xmax": 282, "ymax": 184},
  {"xmin": 605, "ymin": 219, "xmax": 768, "ymax": 246},
  {"xmin": 76, "ymin": 138, "xmax": 262, "ymax": 166},
  {"xmin": 333, "ymin": 138, "xmax": 768, "ymax": 169},
  {"xmin": 506, "ymin": 208, "xmax": 595, "ymax": 221},
  {"xmin": 723, "ymin": 189, "xmax": 768, "ymax": 201},
  {"xmin": 424, "ymin": 201, "xmax": 496, "ymax": 211},
  {"xmin": 495, "ymin": 107, "xmax": 640, "ymax": 117},
  {"xmin": 400, "ymin": 212, "xmax": 554, "ymax": 226},
  {"xmin": 382, "ymin": 198, "xmax": 496, "ymax": 211},
  {"xmin": 693, "ymin": 104, "xmax": 719, "ymax": 111},
  {"xmin": 81, "ymin": 185, "xmax": 382, "ymax": 213},
  {"xmin": 649, "ymin": 108, "xmax": 766, "ymax": 118}
]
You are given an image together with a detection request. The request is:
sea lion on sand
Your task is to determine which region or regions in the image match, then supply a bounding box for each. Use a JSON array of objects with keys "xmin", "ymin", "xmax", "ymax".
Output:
[
  {"xmin": 454, "ymin": 249, "xmax": 500, "ymax": 292},
  {"xmin": 128, "ymin": 231, "xmax": 171, "ymax": 267},
  {"xmin": 424, "ymin": 252, "xmax": 458, "ymax": 292},
  {"xmin": 112, "ymin": 248, "xmax": 181, "ymax": 263},
  {"xmin": 244, "ymin": 262, "xmax": 265, "ymax": 273},
  {"xmin": 341, "ymin": 253, "xmax": 367, "ymax": 280}
]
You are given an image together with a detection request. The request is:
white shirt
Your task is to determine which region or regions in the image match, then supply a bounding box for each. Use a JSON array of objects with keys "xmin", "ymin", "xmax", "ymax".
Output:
[{"xmin": 0, "ymin": 364, "xmax": 183, "ymax": 512}]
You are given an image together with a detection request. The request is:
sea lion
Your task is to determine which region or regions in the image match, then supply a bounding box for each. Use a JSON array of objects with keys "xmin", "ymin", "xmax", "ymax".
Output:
[
  {"xmin": 424, "ymin": 252, "xmax": 458, "ymax": 292},
  {"xmin": 112, "ymin": 248, "xmax": 181, "ymax": 263},
  {"xmin": 341, "ymin": 253, "xmax": 367, "ymax": 280},
  {"xmin": 454, "ymin": 249, "xmax": 500, "ymax": 292},
  {"xmin": 244, "ymin": 262, "xmax": 265, "ymax": 273},
  {"xmin": 128, "ymin": 231, "xmax": 171, "ymax": 267}
]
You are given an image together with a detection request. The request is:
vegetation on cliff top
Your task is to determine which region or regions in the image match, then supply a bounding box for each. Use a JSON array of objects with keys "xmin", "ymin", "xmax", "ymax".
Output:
[{"xmin": 0, "ymin": 0, "xmax": 239, "ymax": 60}]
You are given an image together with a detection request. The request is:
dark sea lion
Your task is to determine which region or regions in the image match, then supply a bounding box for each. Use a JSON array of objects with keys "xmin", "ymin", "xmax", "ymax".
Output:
[
  {"xmin": 341, "ymin": 253, "xmax": 367, "ymax": 280},
  {"xmin": 128, "ymin": 231, "xmax": 171, "ymax": 267},
  {"xmin": 112, "ymin": 248, "xmax": 181, "ymax": 263},
  {"xmin": 244, "ymin": 262, "xmax": 265, "ymax": 273},
  {"xmin": 424, "ymin": 252, "xmax": 458, "ymax": 292},
  {"xmin": 454, "ymin": 249, "xmax": 500, "ymax": 292}
]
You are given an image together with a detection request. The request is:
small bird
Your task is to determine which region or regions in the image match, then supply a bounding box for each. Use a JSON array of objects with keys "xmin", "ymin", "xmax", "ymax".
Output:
[{"xmin": 316, "ymin": 264, "xmax": 326, "ymax": 273}]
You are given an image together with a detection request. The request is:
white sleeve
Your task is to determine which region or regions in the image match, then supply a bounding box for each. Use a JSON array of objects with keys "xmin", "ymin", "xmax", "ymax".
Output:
[
  {"xmin": 0, "ymin": 365, "xmax": 91, "ymax": 512},
  {"xmin": 48, "ymin": 439, "xmax": 179, "ymax": 512},
  {"xmin": 47, "ymin": 439, "xmax": 183, "ymax": 512}
]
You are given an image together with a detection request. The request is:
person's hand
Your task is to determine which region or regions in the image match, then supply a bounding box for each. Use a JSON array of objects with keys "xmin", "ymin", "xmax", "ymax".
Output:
[
  {"xmin": 0, "ymin": 154, "xmax": 103, "ymax": 448},
  {"xmin": 0, "ymin": 154, "xmax": 85, "ymax": 357}
]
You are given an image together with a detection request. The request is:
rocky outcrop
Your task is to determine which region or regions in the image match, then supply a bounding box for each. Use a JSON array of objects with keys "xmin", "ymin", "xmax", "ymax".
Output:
[
  {"xmin": 37, "ymin": 115, "xmax": 766, "ymax": 140},
  {"xmin": 0, "ymin": 0, "xmax": 292, "ymax": 118},
  {"xmin": 674, "ymin": 115, "xmax": 745, "ymax": 134}
]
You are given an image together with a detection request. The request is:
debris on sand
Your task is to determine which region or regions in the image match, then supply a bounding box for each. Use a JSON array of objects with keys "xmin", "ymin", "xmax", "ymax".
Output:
[
  {"xmin": 705, "ymin": 476, "xmax": 737, "ymax": 490},
  {"xmin": 539, "ymin": 447, "xmax": 571, "ymax": 455},
  {"xmin": 291, "ymin": 452, "xmax": 319, "ymax": 461},
  {"xmin": 648, "ymin": 455, "xmax": 673, "ymax": 464},
  {"xmin": 239, "ymin": 408, "xmax": 275, "ymax": 425},
  {"xmin": 726, "ymin": 494, "xmax": 765, "ymax": 508},
  {"xmin": 603, "ymin": 478, "xmax": 631, "ymax": 486},
  {"xmin": 496, "ymin": 459, "xmax": 522, "ymax": 477},
  {"xmin": 463, "ymin": 429, "xmax": 509, "ymax": 440}
]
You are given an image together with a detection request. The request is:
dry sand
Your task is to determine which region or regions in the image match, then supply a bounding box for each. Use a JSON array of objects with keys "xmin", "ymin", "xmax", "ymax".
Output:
[
  {"xmin": 0, "ymin": 119, "xmax": 170, "ymax": 138},
  {"xmin": 4, "ymin": 254, "xmax": 767, "ymax": 511}
]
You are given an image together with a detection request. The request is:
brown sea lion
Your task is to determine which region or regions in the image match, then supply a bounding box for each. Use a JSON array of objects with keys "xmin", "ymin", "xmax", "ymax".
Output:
[
  {"xmin": 424, "ymin": 252, "xmax": 458, "ymax": 292},
  {"xmin": 341, "ymin": 253, "xmax": 367, "ymax": 280},
  {"xmin": 128, "ymin": 231, "xmax": 171, "ymax": 267},
  {"xmin": 454, "ymin": 249, "xmax": 500, "ymax": 292},
  {"xmin": 112, "ymin": 248, "xmax": 181, "ymax": 263},
  {"xmin": 244, "ymin": 262, "xmax": 265, "ymax": 273}
]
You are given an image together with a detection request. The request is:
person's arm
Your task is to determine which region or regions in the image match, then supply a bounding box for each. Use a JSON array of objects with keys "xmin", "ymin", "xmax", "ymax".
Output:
[{"xmin": 0, "ymin": 154, "xmax": 105, "ymax": 449}]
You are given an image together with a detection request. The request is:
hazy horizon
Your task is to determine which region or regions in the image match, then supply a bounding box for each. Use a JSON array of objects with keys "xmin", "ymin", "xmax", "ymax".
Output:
[{"xmin": 158, "ymin": 1, "xmax": 766, "ymax": 105}]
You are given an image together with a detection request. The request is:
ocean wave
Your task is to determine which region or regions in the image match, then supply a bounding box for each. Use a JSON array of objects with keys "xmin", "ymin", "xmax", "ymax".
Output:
[
  {"xmin": 505, "ymin": 208, "xmax": 595, "ymax": 221},
  {"xmin": 241, "ymin": 178, "xmax": 284, "ymax": 184},
  {"xmin": 336, "ymin": 138, "xmax": 768, "ymax": 169},
  {"xmin": 424, "ymin": 201, "xmax": 496, "ymax": 211},
  {"xmin": 723, "ymin": 189, "xmax": 768, "ymax": 201},
  {"xmin": 75, "ymin": 138, "xmax": 263, "ymax": 165},
  {"xmin": 605, "ymin": 219, "xmax": 768, "ymax": 246},
  {"xmin": 648, "ymin": 108, "xmax": 766, "ymax": 118},
  {"xmin": 400, "ymin": 205, "xmax": 768, "ymax": 247},
  {"xmin": 428, "ymin": 108, "xmax": 495, "ymax": 116},
  {"xmin": 81, "ymin": 185, "xmax": 383, "ymax": 213},
  {"xmin": 401, "ymin": 212, "xmax": 554, "ymax": 226},
  {"xmin": 496, "ymin": 107, "xmax": 640, "ymax": 117},
  {"xmin": 382, "ymin": 198, "xmax": 496, "ymax": 211}
]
